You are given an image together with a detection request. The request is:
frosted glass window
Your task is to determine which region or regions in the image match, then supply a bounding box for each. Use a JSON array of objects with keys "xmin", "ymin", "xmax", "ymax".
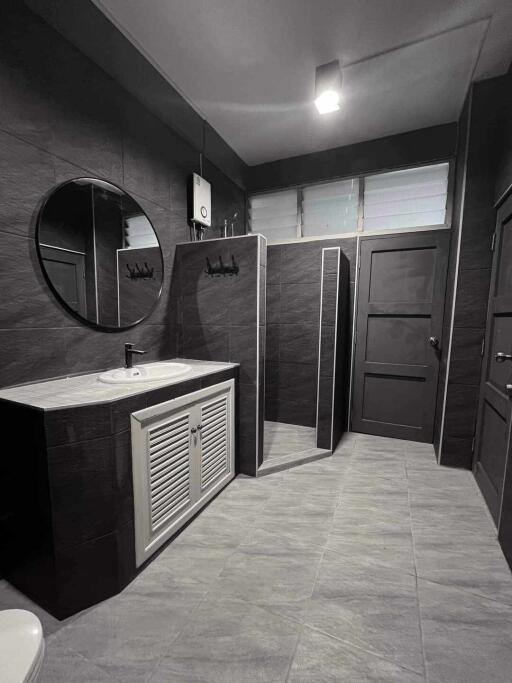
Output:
[
  {"xmin": 302, "ymin": 178, "xmax": 359, "ymax": 236},
  {"xmin": 249, "ymin": 190, "xmax": 299, "ymax": 242},
  {"xmin": 124, "ymin": 215, "xmax": 159, "ymax": 248},
  {"xmin": 363, "ymin": 163, "xmax": 449, "ymax": 231}
]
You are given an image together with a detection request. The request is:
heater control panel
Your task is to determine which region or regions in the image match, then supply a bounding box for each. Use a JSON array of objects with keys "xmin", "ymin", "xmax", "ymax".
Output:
[{"xmin": 189, "ymin": 172, "xmax": 211, "ymax": 227}]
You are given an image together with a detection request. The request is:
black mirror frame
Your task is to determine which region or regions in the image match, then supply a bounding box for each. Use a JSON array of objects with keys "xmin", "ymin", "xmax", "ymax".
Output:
[{"xmin": 36, "ymin": 177, "xmax": 164, "ymax": 333}]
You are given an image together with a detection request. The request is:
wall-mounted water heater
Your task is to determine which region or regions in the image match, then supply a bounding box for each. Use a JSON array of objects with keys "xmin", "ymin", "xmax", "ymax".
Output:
[{"xmin": 189, "ymin": 172, "xmax": 211, "ymax": 228}]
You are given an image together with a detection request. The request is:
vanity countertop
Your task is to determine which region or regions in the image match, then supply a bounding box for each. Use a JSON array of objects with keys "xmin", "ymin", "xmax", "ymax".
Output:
[{"xmin": 0, "ymin": 359, "xmax": 238, "ymax": 410}]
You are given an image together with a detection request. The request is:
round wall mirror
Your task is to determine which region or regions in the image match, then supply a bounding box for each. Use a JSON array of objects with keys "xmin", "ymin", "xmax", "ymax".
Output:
[{"xmin": 37, "ymin": 178, "xmax": 164, "ymax": 330}]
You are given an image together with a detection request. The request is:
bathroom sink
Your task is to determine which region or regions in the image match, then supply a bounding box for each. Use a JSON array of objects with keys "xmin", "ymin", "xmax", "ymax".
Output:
[{"xmin": 98, "ymin": 362, "xmax": 191, "ymax": 384}]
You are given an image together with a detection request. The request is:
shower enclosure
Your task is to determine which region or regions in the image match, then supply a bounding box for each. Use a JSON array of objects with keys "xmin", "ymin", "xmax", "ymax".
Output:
[{"xmin": 260, "ymin": 240, "xmax": 350, "ymax": 474}]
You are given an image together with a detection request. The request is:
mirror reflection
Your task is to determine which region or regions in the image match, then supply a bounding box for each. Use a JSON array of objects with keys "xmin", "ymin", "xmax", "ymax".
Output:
[{"xmin": 37, "ymin": 178, "xmax": 163, "ymax": 330}]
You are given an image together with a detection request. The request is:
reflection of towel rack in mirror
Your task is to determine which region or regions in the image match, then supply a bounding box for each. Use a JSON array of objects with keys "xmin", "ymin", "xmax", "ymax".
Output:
[
  {"xmin": 126, "ymin": 262, "xmax": 155, "ymax": 280},
  {"xmin": 205, "ymin": 255, "xmax": 239, "ymax": 277}
]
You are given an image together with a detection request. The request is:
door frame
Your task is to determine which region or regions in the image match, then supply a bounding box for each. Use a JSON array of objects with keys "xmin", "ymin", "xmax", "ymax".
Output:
[
  {"xmin": 350, "ymin": 228, "xmax": 450, "ymax": 442},
  {"xmin": 473, "ymin": 192, "xmax": 512, "ymax": 527}
]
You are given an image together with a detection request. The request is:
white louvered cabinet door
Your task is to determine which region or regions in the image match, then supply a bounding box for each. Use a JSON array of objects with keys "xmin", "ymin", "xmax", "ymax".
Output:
[
  {"xmin": 147, "ymin": 411, "xmax": 192, "ymax": 532},
  {"xmin": 199, "ymin": 392, "xmax": 231, "ymax": 492},
  {"xmin": 131, "ymin": 379, "xmax": 235, "ymax": 566}
]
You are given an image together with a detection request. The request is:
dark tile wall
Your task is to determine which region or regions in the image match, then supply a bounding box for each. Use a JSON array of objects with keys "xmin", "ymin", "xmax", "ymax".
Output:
[
  {"xmin": 247, "ymin": 124, "xmax": 457, "ymax": 193},
  {"xmin": 25, "ymin": 0, "xmax": 247, "ymax": 189},
  {"xmin": 495, "ymin": 65, "xmax": 512, "ymax": 204},
  {"xmin": 174, "ymin": 236, "xmax": 264, "ymax": 476},
  {"xmin": 0, "ymin": 1, "xmax": 245, "ymax": 389},
  {"xmin": 433, "ymin": 98, "xmax": 471, "ymax": 457},
  {"xmin": 317, "ymin": 248, "xmax": 350, "ymax": 450},
  {"xmin": 265, "ymin": 238, "xmax": 356, "ymax": 429},
  {"xmin": 438, "ymin": 78, "xmax": 505, "ymax": 468}
]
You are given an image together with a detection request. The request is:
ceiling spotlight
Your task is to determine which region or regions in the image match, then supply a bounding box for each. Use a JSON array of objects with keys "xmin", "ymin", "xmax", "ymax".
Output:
[{"xmin": 314, "ymin": 60, "xmax": 342, "ymax": 114}]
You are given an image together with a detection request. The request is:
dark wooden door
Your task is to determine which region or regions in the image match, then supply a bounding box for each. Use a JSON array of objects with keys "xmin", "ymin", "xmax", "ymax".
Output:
[
  {"xmin": 474, "ymin": 195, "xmax": 512, "ymax": 525},
  {"xmin": 352, "ymin": 231, "xmax": 449, "ymax": 442},
  {"xmin": 40, "ymin": 245, "xmax": 87, "ymax": 317}
]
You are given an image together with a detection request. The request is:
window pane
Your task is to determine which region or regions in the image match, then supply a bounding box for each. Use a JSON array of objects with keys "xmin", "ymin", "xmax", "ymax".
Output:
[
  {"xmin": 249, "ymin": 190, "xmax": 298, "ymax": 242},
  {"xmin": 303, "ymin": 178, "xmax": 359, "ymax": 236},
  {"xmin": 363, "ymin": 163, "xmax": 449, "ymax": 231}
]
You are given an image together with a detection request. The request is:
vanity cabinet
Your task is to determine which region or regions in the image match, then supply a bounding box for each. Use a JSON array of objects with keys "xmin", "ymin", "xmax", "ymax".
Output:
[
  {"xmin": 132, "ymin": 380, "xmax": 235, "ymax": 565},
  {"xmin": 0, "ymin": 362, "xmax": 238, "ymax": 619}
]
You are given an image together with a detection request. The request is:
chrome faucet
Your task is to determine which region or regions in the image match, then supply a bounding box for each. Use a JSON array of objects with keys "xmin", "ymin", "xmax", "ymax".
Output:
[{"xmin": 124, "ymin": 342, "xmax": 145, "ymax": 369}]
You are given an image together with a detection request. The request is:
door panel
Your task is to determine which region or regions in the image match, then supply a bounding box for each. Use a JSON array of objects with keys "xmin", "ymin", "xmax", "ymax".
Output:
[
  {"xmin": 366, "ymin": 316, "xmax": 430, "ymax": 364},
  {"xmin": 362, "ymin": 374, "xmax": 425, "ymax": 427},
  {"xmin": 40, "ymin": 245, "xmax": 87, "ymax": 317},
  {"xmin": 474, "ymin": 195, "xmax": 512, "ymax": 525},
  {"xmin": 369, "ymin": 247, "xmax": 435, "ymax": 303},
  {"xmin": 352, "ymin": 231, "xmax": 449, "ymax": 442}
]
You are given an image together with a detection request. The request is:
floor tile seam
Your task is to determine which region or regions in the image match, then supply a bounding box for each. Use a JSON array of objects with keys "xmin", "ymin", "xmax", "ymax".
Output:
[
  {"xmin": 321, "ymin": 542, "xmax": 418, "ymax": 579},
  {"xmin": 409, "ymin": 517, "xmax": 498, "ymax": 541},
  {"xmin": 406, "ymin": 460, "xmax": 429, "ymax": 681},
  {"xmin": 49, "ymin": 641, "xmax": 123, "ymax": 682},
  {"xmin": 299, "ymin": 508, "xmax": 342, "ymax": 632},
  {"xmin": 284, "ymin": 622, "xmax": 307, "ymax": 682},
  {"xmin": 415, "ymin": 574, "xmax": 512, "ymax": 610},
  {"xmin": 331, "ymin": 452, "xmax": 358, "ymax": 511},
  {"xmin": 152, "ymin": 581, "xmax": 219, "ymax": 671},
  {"xmin": 297, "ymin": 620, "xmax": 427, "ymax": 678}
]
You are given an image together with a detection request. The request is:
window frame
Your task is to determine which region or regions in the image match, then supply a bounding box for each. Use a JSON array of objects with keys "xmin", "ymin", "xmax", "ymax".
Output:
[{"xmin": 248, "ymin": 159, "xmax": 454, "ymax": 244}]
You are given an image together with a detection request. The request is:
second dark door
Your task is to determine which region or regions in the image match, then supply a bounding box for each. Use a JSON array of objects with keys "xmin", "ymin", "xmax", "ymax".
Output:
[
  {"xmin": 352, "ymin": 231, "xmax": 449, "ymax": 442},
  {"xmin": 473, "ymin": 194, "xmax": 512, "ymax": 524}
]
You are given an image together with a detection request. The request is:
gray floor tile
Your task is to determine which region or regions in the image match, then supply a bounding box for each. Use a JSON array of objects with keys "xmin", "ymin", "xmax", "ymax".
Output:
[
  {"xmin": 326, "ymin": 527, "xmax": 416, "ymax": 574},
  {"xmin": 149, "ymin": 597, "xmax": 301, "ymax": 683},
  {"xmin": 263, "ymin": 421, "xmax": 317, "ymax": 462},
  {"xmin": 288, "ymin": 626, "xmax": 425, "ymax": 682},
  {"xmin": 212, "ymin": 543, "xmax": 323, "ymax": 622},
  {"xmin": 28, "ymin": 432, "xmax": 512, "ymax": 681},
  {"xmin": 154, "ymin": 539, "xmax": 236, "ymax": 585},
  {"xmin": 418, "ymin": 578, "xmax": 512, "ymax": 683},
  {"xmin": 51, "ymin": 576, "xmax": 208, "ymax": 682},
  {"xmin": 413, "ymin": 530, "xmax": 512, "ymax": 605},
  {"xmin": 305, "ymin": 551, "xmax": 424, "ymax": 673},
  {"xmin": 39, "ymin": 638, "xmax": 119, "ymax": 683}
]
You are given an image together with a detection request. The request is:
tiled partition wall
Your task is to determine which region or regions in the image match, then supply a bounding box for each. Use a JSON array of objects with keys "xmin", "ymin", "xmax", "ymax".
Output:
[
  {"xmin": 0, "ymin": 0, "xmax": 245, "ymax": 389},
  {"xmin": 265, "ymin": 238, "xmax": 356, "ymax": 429},
  {"xmin": 173, "ymin": 235, "xmax": 265, "ymax": 476},
  {"xmin": 317, "ymin": 248, "xmax": 350, "ymax": 450}
]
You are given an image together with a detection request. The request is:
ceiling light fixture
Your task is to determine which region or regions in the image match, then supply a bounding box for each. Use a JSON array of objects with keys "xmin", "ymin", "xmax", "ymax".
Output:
[{"xmin": 314, "ymin": 60, "xmax": 342, "ymax": 114}]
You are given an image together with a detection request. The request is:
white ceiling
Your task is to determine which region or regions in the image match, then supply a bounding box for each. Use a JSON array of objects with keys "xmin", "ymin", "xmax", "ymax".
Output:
[{"xmin": 94, "ymin": 0, "xmax": 512, "ymax": 166}]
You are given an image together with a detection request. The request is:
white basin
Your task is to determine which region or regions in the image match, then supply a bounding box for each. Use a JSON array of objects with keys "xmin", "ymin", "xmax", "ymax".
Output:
[{"xmin": 98, "ymin": 362, "xmax": 191, "ymax": 384}]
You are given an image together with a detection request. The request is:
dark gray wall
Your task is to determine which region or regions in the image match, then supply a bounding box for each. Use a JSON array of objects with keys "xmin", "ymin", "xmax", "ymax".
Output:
[
  {"xmin": 265, "ymin": 238, "xmax": 356, "ymax": 428},
  {"xmin": 24, "ymin": 0, "xmax": 247, "ymax": 189},
  {"xmin": 247, "ymin": 124, "xmax": 457, "ymax": 193},
  {"xmin": 174, "ymin": 236, "xmax": 264, "ymax": 476},
  {"xmin": 495, "ymin": 65, "xmax": 512, "ymax": 205},
  {"xmin": 0, "ymin": 0, "xmax": 245, "ymax": 389},
  {"xmin": 437, "ymin": 77, "xmax": 506, "ymax": 468}
]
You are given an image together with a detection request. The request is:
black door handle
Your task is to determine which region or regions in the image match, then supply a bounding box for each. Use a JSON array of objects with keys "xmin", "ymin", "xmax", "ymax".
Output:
[
  {"xmin": 495, "ymin": 352, "xmax": 512, "ymax": 363},
  {"xmin": 428, "ymin": 336, "xmax": 440, "ymax": 349}
]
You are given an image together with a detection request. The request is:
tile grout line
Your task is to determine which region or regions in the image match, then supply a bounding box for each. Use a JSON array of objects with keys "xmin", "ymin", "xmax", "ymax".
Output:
[
  {"xmin": 284, "ymin": 466, "xmax": 343, "ymax": 683},
  {"xmin": 406, "ymin": 459, "xmax": 430, "ymax": 683},
  {"xmin": 291, "ymin": 621, "xmax": 429, "ymax": 680}
]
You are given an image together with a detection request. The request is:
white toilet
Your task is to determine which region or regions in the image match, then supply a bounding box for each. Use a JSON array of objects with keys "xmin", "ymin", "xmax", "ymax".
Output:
[{"xmin": 0, "ymin": 610, "xmax": 44, "ymax": 682}]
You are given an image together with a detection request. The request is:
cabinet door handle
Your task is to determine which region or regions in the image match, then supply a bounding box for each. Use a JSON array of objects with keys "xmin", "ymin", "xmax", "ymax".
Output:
[
  {"xmin": 428, "ymin": 336, "xmax": 440, "ymax": 349},
  {"xmin": 495, "ymin": 352, "xmax": 512, "ymax": 363},
  {"xmin": 506, "ymin": 384, "xmax": 512, "ymax": 392}
]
